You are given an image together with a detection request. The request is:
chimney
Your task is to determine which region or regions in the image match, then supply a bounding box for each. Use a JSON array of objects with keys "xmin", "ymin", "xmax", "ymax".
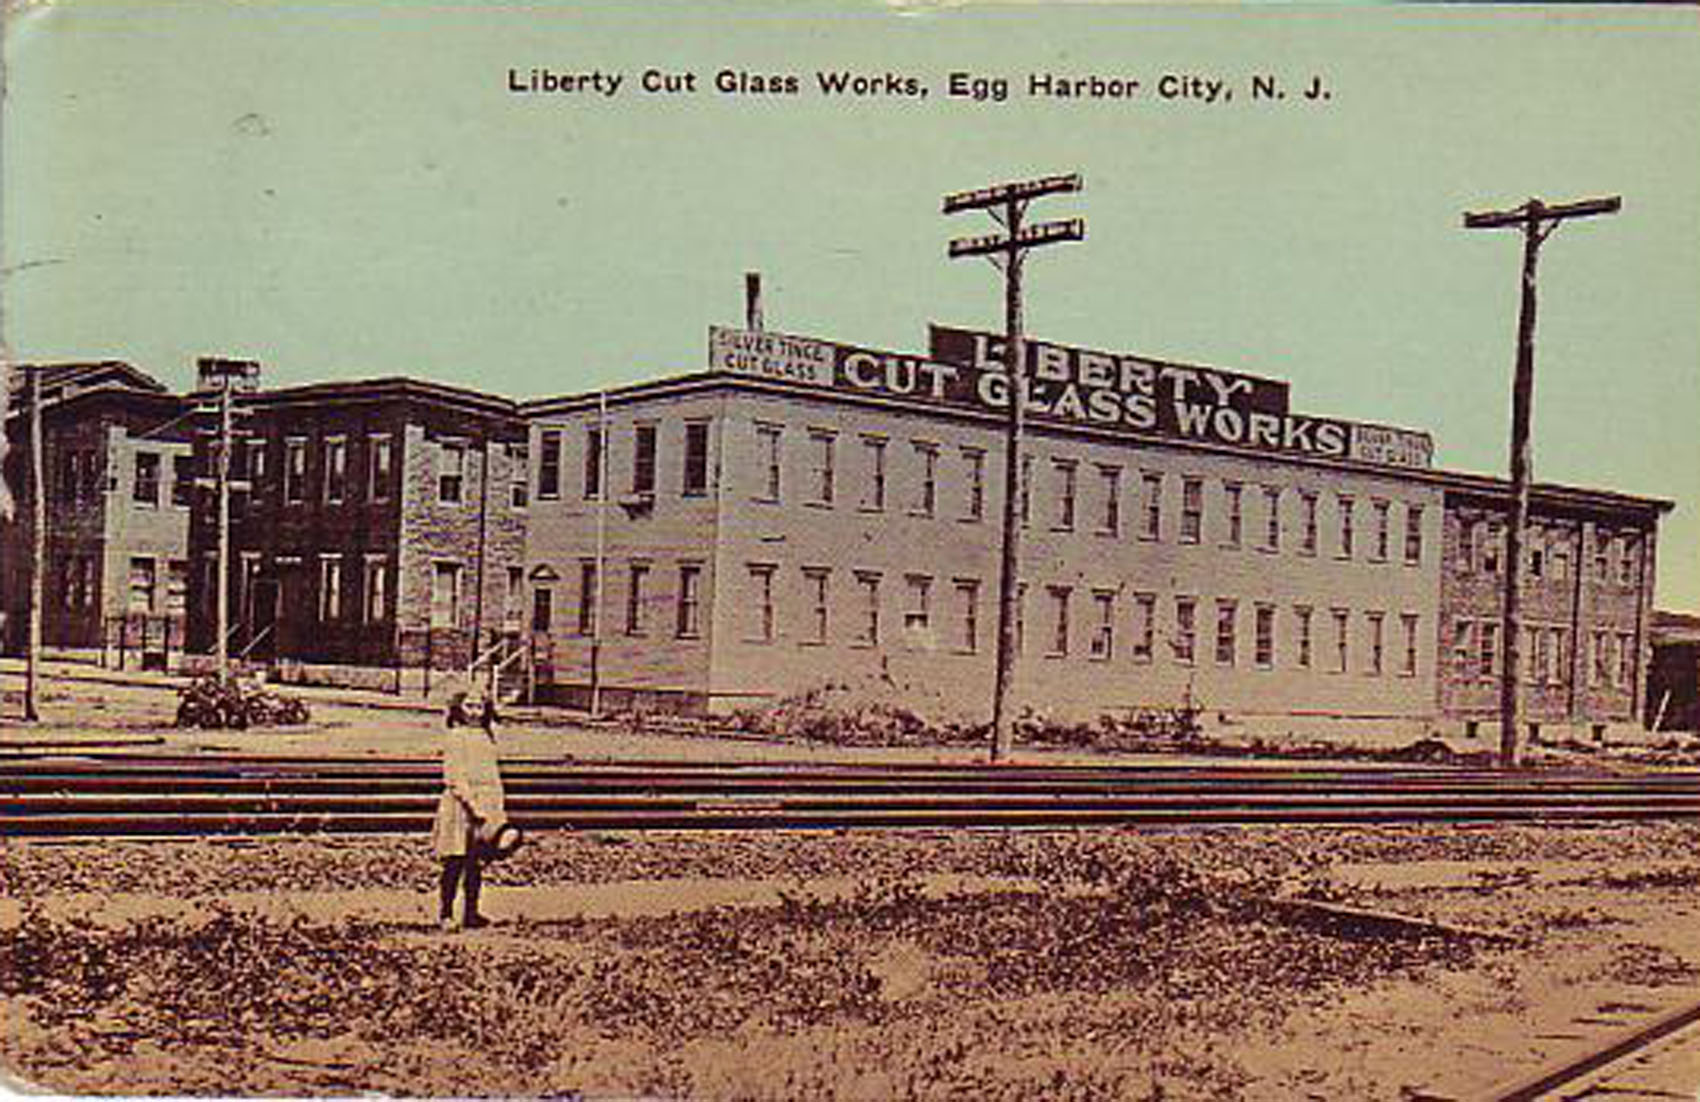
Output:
[{"xmin": 745, "ymin": 271, "xmax": 764, "ymax": 332}]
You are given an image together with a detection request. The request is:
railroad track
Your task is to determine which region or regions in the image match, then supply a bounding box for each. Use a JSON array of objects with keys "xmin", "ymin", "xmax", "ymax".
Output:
[
  {"xmin": 1485, "ymin": 995, "xmax": 1700, "ymax": 1101},
  {"xmin": 8, "ymin": 751, "xmax": 1700, "ymax": 837}
]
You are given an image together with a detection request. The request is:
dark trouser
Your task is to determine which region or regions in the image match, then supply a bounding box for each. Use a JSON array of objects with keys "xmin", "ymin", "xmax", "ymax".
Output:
[{"xmin": 439, "ymin": 853, "xmax": 483, "ymax": 921}]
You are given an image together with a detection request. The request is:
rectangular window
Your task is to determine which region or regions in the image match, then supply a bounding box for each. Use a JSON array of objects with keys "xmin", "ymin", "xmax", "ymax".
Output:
[
  {"xmin": 1048, "ymin": 585, "xmax": 1072, "ymax": 656},
  {"xmin": 1366, "ymin": 611, "xmax": 1385, "ymax": 675},
  {"xmin": 1173, "ymin": 596, "xmax": 1196, "ymax": 664},
  {"xmin": 1097, "ymin": 464, "xmax": 1121, "ymax": 536},
  {"xmin": 808, "ymin": 430, "xmax": 836, "ymax": 505},
  {"xmin": 683, "ymin": 421, "xmax": 710, "ymax": 497},
  {"xmin": 1529, "ymin": 528, "xmax": 1546, "ymax": 579},
  {"xmin": 245, "ymin": 440, "xmax": 268, "ymax": 498},
  {"xmin": 1404, "ymin": 505, "xmax": 1424, "ymax": 565},
  {"xmin": 1593, "ymin": 630, "xmax": 1611, "ymax": 687},
  {"xmin": 1300, "ymin": 491, "xmax": 1318, "ymax": 556},
  {"xmin": 584, "ymin": 425, "xmax": 604, "ymax": 499},
  {"xmin": 803, "ymin": 567, "xmax": 830, "ymax": 644},
  {"xmin": 914, "ymin": 443, "xmax": 939, "ymax": 517},
  {"xmin": 431, "ymin": 562, "xmax": 462, "ymax": 630},
  {"xmin": 963, "ymin": 448, "xmax": 986, "ymax": 521},
  {"xmin": 1481, "ymin": 622, "xmax": 1501, "ymax": 680},
  {"xmin": 1552, "ymin": 534, "xmax": 1571, "ymax": 582},
  {"xmin": 1296, "ymin": 605, "xmax": 1314, "ymax": 669},
  {"xmin": 1552, "ymin": 627, "xmax": 1570, "ymax": 686},
  {"xmin": 170, "ymin": 454, "xmax": 193, "ymax": 507},
  {"xmin": 1332, "ymin": 608, "xmax": 1350, "ymax": 673},
  {"xmin": 133, "ymin": 452, "xmax": 160, "ymax": 506},
  {"xmin": 1372, "ymin": 499, "xmax": 1391, "ymax": 561},
  {"xmin": 1179, "ymin": 477, "xmax": 1203, "ymax": 543},
  {"xmin": 1595, "ymin": 532, "xmax": 1612, "ymax": 581},
  {"xmin": 1618, "ymin": 631, "xmax": 1636, "ymax": 689},
  {"xmin": 1338, "ymin": 496, "xmax": 1356, "ymax": 559},
  {"xmin": 632, "ymin": 423, "xmax": 657, "ymax": 497},
  {"xmin": 369, "ymin": 434, "xmax": 394, "ymax": 503},
  {"xmin": 437, "ymin": 441, "xmax": 465, "ymax": 505},
  {"xmin": 1454, "ymin": 620, "xmax": 1474, "ymax": 678},
  {"xmin": 905, "ymin": 574, "xmax": 932, "ymax": 635},
  {"xmin": 756, "ymin": 424, "xmax": 783, "ymax": 502},
  {"xmin": 323, "ymin": 437, "xmax": 348, "ymax": 504},
  {"xmin": 625, "ymin": 561, "xmax": 650, "ymax": 636},
  {"xmin": 1401, "ymin": 613, "xmax": 1419, "ymax": 677},
  {"xmin": 318, "ymin": 555, "xmax": 343, "ymax": 622},
  {"xmin": 363, "ymin": 556, "xmax": 389, "ymax": 624},
  {"xmin": 577, "ymin": 560, "xmax": 598, "ymax": 636},
  {"xmin": 1142, "ymin": 472, "xmax": 1162, "ymax": 540},
  {"xmin": 1054, "ymin": 459, "xmax": 1078, "ymax": 531},
  {"xmin": 1090, "ymin": 590, "xmax": 1114, "ymax": 660},
  {"xmin": 284, "ymin": 438, "xmax": 307, "ymax": 504},
  {"xmin": 1225, "ymin": 482, "xmax": 1244, "ymax": 548},
  {"xmin": 1132, "ymin": 592, "xmax": 1156, "ymax": 662},
  {"xmin": 1015, "ymin": 583, "xmax": 1028, "ymax": 654},
  {"xmin": 748, "ymin": 564, "xmax": 777, "ymax": 641},
  {"xmin": 1620, "ymin": 536, "xmax": 1639, "ymax": 586},
  {"xmin": 861, "ymin": 436, "xmax": 887, "ymax": 511},
  {"xmin": 538, "ymin": 429, "xmax": 562, "ymax": 499},
  {"xmin": 1019, "ymin": 455, "xmax": 1035, "ymax": 526},
  {"xmin": 855, "ymin": 571, "xmax": 881, "ymax": 646},
  {"xmin": 1532, "ymin": 626, "xmax": 1551, "ymax": 685},
  {"xmin": 165, "ymin": 560, "xmax": 189, "ymax": 617},
  {"xmin": 955, "ymin": 579, "xmax": 980, "ymax": 653},
  {"xmin": 508, "ymin": 444, "xmax": 529, "ymax": 509},
  {"xmin": 1263, "ymin": 486, "xmax": 1282, "ymax": 552},
  {"xmin": 1255, "ymin": 604, "xmax": 1275, "ymax": 668},
  {"xmin": 128, "ymin": 556, "xmax": 156, "ymax": 614},
  {"xmin": 1483, "ymin": 523, "xmax": 1502, "ymax": 574},
  {"xmin": 1215, "ymin": 600, "xmax": 1237, "ymax": 666},
  {"xmin": 676, "ymin": 564, "xmax": 702, "ymax": 638},
  {"xmin": 532, "ymin": 587, "xmax": 554, "ymax": 634}
]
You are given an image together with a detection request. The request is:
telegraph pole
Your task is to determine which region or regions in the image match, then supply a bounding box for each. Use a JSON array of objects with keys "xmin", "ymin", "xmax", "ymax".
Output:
[
  {"xmin": 1463, "ymin": 194, "xmax": 1620, "ymax": 769},
  {"xmin": 25, "ymin": 366, "xmax": 44, "ymax": 721},
  {"xmin": 945, "ymin": 173, "xmax": 1084, "ymax": 762},
  {"xmin": 215, "ymin": 376, "xmax": 233, "ymax": 681}
]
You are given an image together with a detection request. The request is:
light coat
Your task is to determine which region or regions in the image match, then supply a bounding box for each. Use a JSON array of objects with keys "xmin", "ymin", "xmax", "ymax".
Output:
[{"xmin": 432, "ymin": 728, "xmax": 507, "ymax": 858}]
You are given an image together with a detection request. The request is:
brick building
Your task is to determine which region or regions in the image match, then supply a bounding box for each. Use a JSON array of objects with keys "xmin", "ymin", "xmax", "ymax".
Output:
[
  {"xmin": 1, "ymin": 363, "xmax": 195, "ymax": 662},
  {"xmin": 184, "ymin": 377, "xmax": 529, "ymax": 689}
]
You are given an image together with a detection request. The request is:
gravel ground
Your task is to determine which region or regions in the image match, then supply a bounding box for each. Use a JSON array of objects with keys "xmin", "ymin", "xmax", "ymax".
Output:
[{"xmin": 7, "ymin": 822, "xmax": 1700, "ymax": 1099}]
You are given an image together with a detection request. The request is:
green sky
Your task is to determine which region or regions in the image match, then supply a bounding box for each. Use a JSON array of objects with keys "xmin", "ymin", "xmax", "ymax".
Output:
[{"xmin": 4, "ymin": 0, "xmax": 1697, "ymax": 608}]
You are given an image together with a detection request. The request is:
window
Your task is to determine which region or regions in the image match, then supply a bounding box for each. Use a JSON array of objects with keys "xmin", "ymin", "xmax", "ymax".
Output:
[
  {"xmin": 904, "ymin": 574, "xmax": 932, "ymax": 635},
  {"xmin": 322, "ymin": 437, "xmax": 348, "ymax": 504},
  {"xmin": 1180, "ymin": 477, "xmax": 1203, "ymax": 543},
  {"xmin": 1090, "ymin": 590, "xmax": 1114, "ymax": 660},
  {"xmin": 683, "ymin": 421, "xmax": 710, "ymax": 497},
  {"xmin": 1594, "ymin": 532, "xmax": 1612, "ymax": 581},
  {"xmin": 1215, "ymin": 600, "xmax": 1237, "ymax": 666},
  {"xmin": 1366, "ymin": 611, "xmax": 1385, "ymax": 675},
  {"xmin": 1263, "ymin": 486, "xmax": 1281, "ymax": 552},
  {"xmin": 955, "ymin": 579, "xmax": 980, "ymax": 653},
  {"xmin": 1054, "ymin": 459, "xmax": 1078, "ymax": 531},
  {"xmin": 284, "ymin": 439, "xmax": 307, "ymax": 504},
  {"xmin": 1593, "ymin": 630, "xmax": 1612, "ymax": 687},
  {"xmin": 1299, "ymin": 491, "xmax": 1318, "ymax": 556},
  {"xmin": 1525, "ymin": 626, "xmax": 1545, "ymax": 686},
  {"xmin": 1224, "ymin": 482, "xmax": 1244, "ymax": 548},
  {"xmin": 1529, "ymin": 534, "xmax": 1545, "ymax": 580},
  {"xmin": 1404, "ymin": 505, "xmax": 1424, "ymax": 565},
  {"xmin": 1453, "ymin": 620, "xmax": 1474, "ymax": 677},
  {"xmin": 676, "ymin": 564, "xmax": 702, "ymax": 638},
  {"xmin": 318, "ymin": 555, "xmax": 343, "ymax": 622},
  {"xmin": 1332, "ymin": 608, "xmax": 1350, "ymax": 673},
  {"xmin": 808, "ymin": 430, "xmax": 836, "ymax": 505},
  {"xmin": 508, "ymin": 444, "xmax": 529, "ymax": 509},
  {"xmin": 1462, "ymin": 519, "xmax": 1479, "ymax": 571},
  {"xmin": 1552, "ymin": 533, "xmax": 1571, "ymax": 581},
  {"xmin": 1338, "ymin": 495, "xmax": 1355, "ymax": 559},
  {"xmin": 1401, "ymin": 614, "xmax": 1419, "ymax": 677},
  {"xmin": 756, "ymin": 424, "xmax": 783, "ymax": 502},
  {"xmin": 1483, "ymin": 523, "xmax": 1502, "ymax": 574},
  {"xmin": 369, "ymin": 434, "xmax": 394, "ymax": 503},
  {"xmin": 170, "ymin": 454, "xmax": 194, "ymax": 507},
  {"xmin": 748, "ymin": 564, "xmax": 777, "ymax": 641},
  {"xmin": 1173, "ymin": 597, "xmax": 1196, "ymax": 664},
  {"xmin": 625, "ymin": 561, "xmax": 650, "ymax": 636},
  {"xmin": 632, "ymin": 423, "xmax": 657, "ymax": 497},
  {"xmin": 532, "ymin": 587, "xmax": 554, "ymax": 633},
  {"xmin": 1015, "ymin": 583, "xmax": 1028, "ymax": 654},
  {"xmin": 1372, "ymin": 499, "xmax": 1391, "ymax": 561},
  {"xmin": 855, "ymin": 572, "xmax": 881, "ymax": 646},
  {"xmin": 1019, "ymin": 455, "xmax": 1035, "ymax": 526},
  {"xmin": 914, "ymin": 443, "xmax": 939, "ymax": 517},
  {"xmin": 584, "ymin": 425, "xmax": 604, "ymax": 499},
  {"xmin": 128, "ymin": 557, "xmax": 156, "ymax": 613},
  {"xmin": 1480, "ymin": 622, "xmax": 1500, "ymax": 680},
  {"xmin": 245, "ymin": 440, "xmax": 268, "ymax": 498},
  {"xmin": 1549, "ymin": 627, "xmax": 1567, "ymax": 686},
  {"xmin": 1048, "ymin": 586, "xmax": 1072, "ymax": 656},
  {"xmin": 165, "ymin": 561, "xmax": 189, "ymax": 616},
  {"xmin": 1254, "ymin": 605, "xmax": 1275, "ymax": 668},
  {"xmin": 963, "ymin": 448, "xmax": 986, "ymax": 521},
  {"xmin": 431, "ymin": 562, "xmax": 462, "ymax": 630},
  {"xmin": 1295, "ymin": 605, "xmax": 1314, "ymax": 669},
  {"xmin": 1097, "ymin": 465, "xmax": 1121, "ymax": 535},
  {"xmin": 1141, "ymin": 472, "xmax": 1162, "ymax": 540},
  {"xmin": 577, "ymin": 560, "xmax": 598, "ymax": 636},
  {"xmin": 363, "ymin": 556, "xmax": 390, "ymax": 623},
  {"xmin": 133, "ymin": 452, "xmax": 161, "ymax": 506},
  {"xmin": 1618, "ymin": 631, "xmax": 1636, "ymax": 689},
  {"xmin": 538, "ymin": 429, "xmax": 562, "ymax": 500},
  {"xmin": 1619, "ymin": 536, "xmax": 1639, "ymax": 586},
  {"xmin": 861, "ymin": 436, "xmax": 887, "ymax": 511},
  {"xmin": 437, "ymin": 441, "xmax": 465, "ymax": 504},
  {"xmin": 802, "ymin": 567, "xmax": 830, "ymax": 644},
  {"xmin": 1132, "ymin": 593, "xmax": 1156, "ymax": 662}
]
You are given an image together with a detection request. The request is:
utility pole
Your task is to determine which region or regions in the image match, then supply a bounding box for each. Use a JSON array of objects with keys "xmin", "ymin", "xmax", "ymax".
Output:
[
  {"xmin": 215, "ymin": 376, "xmax": 233, "ymax": 681},
  {"xmin": 1463, "ymin": 194, "xmax": 1620, "ymax": 769},
  {"xmin": 25, "ymin": 366, "xmax": 44, "ymax": 721},
  {"xmin": 945, "ymin": 173, "xmax": 1084, "ymax": 763}
]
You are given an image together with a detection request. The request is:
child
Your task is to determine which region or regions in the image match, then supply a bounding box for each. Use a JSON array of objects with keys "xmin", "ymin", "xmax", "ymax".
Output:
[{"xmin": 432, "ymin": 694, "xmax": 507, "ymax": 931}]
